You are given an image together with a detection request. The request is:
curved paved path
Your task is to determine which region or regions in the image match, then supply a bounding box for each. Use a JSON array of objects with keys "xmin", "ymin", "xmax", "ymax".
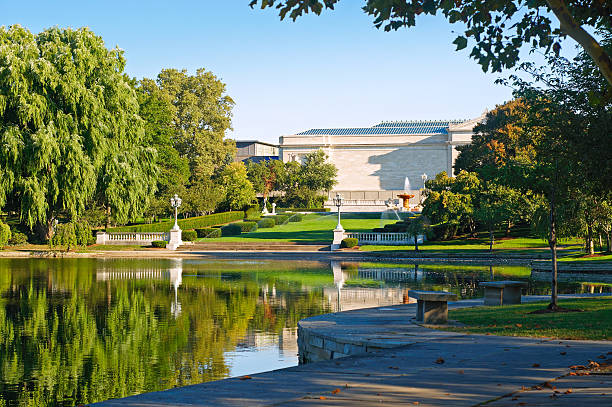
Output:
[{"xmin": 95, "ymin": 296, "xmax": 611, "ymax": 406}]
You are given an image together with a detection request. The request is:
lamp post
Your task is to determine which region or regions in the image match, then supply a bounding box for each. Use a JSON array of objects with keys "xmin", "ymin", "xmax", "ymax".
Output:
[
  {"xmin": 170, "ymin": 194, "xmax": 182, "ymax": 231},
  {"xmin": 333, "ymin": 193, "xmax": 344, "ymax": 231}
]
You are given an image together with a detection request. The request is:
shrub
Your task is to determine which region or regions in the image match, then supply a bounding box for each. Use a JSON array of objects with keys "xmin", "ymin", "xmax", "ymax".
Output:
[
  {"xmin": 151, "ymin": 240, "xmax": 167, "ymax": 248},
  {"xmin": 49, "ymin": 223, "xmax": 77, "ymax": 250},
  {"xmin": 221, "ymin": 223, "xmax": 242, "ymax": 236},
  {"xmin": 272, "ymin": 215, "xmax": 289, "ymax": 225},
  {"xmin": 108, "ymin": 211, "xmax": 245, "ymax": 232},
  {"xmin": 257, "ymin": 217, "xmax": 275, "ymax": 228},
  {"xmin": 341, "ymin": 238, "xmax": 358, "ymax": 248},
  {"xmin": 237, "ymin": 221, "xmax": 258, "ymax": 232},
  {"xmin": 0, "ymin": 222, "xmax": 11, "ymax": 249},
  {"xmin": 73, "ymin": 221, "xmax": 92, "ymax": 246},
  {"xmin": 196, "ymin": 228, "xmax": 221, "ymax": 238},
  {"xmin": 288, "ymin": 213, "xmax": 303, "ymax": 222},
  {"xmin": 245, "ymin": 206, "xmax": 261, "ymax": 221},
  {"xmin": 8, "ymin": 230, "xmax": 27, "ymax": 246},
  {"xmin": 182, "ymin": 230, "xmax": 198, "ymax": 241}
]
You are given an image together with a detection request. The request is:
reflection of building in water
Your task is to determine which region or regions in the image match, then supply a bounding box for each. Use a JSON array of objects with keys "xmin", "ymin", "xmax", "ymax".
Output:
[
  {"xmin": 358, "ymin": 267, "xmax": 423, "ymax": 282},
  {"xmin": 330, "ymin": 261, "xmax": 414, "ymax": 312},
  {"xmin": 236, "ymin": 328, "xmax": 298, "ymax": 357},
  {"xmin": 96, "ymin": 258, "xmax": 184, "ymax": 317}
]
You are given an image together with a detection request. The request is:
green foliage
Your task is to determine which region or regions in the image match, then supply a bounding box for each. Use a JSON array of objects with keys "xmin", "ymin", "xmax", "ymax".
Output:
[
  {"xmin": 0, "ymin": 26, "xmax": 157, "ymax": 237},
  {"xmin": 151, "ymin": 240, "xmax": 167, "ymax": 248},
  {"xmin": 245, "ymin": 206, "xmax": 261, "ymax": 221},
  {"xmin": 73, "ymin": 221, "xmax": 93, "ymax": 246},
  {"xmin": 236, "ymin": 221, "xmax": 258, "ymax": 233},
  {"xmin": 196, "ymin": 228, "xmax": 222, "ymax": 238},
  {"xmin": 8, "ymin": 230, "xmax": 27, "ymax": 246},
  {"xmin": 154, "ymin": 68, "xmax": 235, "ymax": 180},
  {"xmin": 422, "ymin": 171, "xmax": 480, "ymax": 237},
  {"xmin": 281, "ymin": 150, "xmax": 337, "ymax": 208},
  {"xmin": 219, "ymin": 162, "xmax": 256, "ymax": 211},
  {"xmin": 257, "ymin": 217, "xmax": 276, "ymax": 228},
  {"xmin": 0, "ymin": 222, "xmax": 10, "ymax": 249},
  {"xmin": 288, "ymin": 213, "xmax": 303, "ymax": 222},
  {"xmin": 221, "ymin": 223, "xmax": 242, "ymax": 236},
  {"xmin": 109, "ymin": 211, "xmax": 244, "ymax": 232},
  {"xmin": 249, "ymin": 0, "xmax": 612, "ymax": 87},
  {"xmin": 271, "ymin": 215, "xmax": 289, "ymax": 225},
  {"xmin": 341, "ymin": 238, "xmax": 358, "ymax": 248},
  {"xmin": 182, "ymin": 180, "xmax": 225, "ymax": 216},
  {"xmin": 49, "ymin": 224, "xmax": 77, "ymax": 250},
  {"xmin": 246, "ymin": 159, "xmax": 286, "ymax": 196},
  {"xmin": 182, "ymin": 230, "xmax": 198, "ymax": 241}
]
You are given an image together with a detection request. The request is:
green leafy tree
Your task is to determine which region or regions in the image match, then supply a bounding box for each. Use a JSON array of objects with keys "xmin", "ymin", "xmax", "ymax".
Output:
[
  {"xmin": 250, "ymin": 0, "xmax": 612, "ymax": 87},
  {"xmin": 0, "ymin": 221, "xmax": 10, "ymax": 249},
  {"xmin": 281, "ymin": 150, "xmax": 338, "ymax": 208},
  {"xmin": 405, "ymin": 215, "xmax": 430, "ymax": 251},
  {"xmin": 155, "ymin": 69, "xmax": 236, "ymax": 181},
  {"xmin": 422, "ymin": 171, "xmax": 480, "ymax": 237},
  {"xmin": 473, "ymin": 184, "xmax": 518, "ymax": 252},
  {"xmin": 219, "ymin": 162, "xmax": 256, "ymax": 210},
  {"xmin": 183, "ymin": 180, "xmax": 225, "ymax": 216},
  {"xmin": 135, "ymin": 78, "xmax": 190, "ymax": 202},
  {"xmin": 0, "ymin": 26, "xmax": 157, "ymax": 239}
]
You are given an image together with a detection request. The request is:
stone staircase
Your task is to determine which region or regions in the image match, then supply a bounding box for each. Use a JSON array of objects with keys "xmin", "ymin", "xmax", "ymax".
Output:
[{"xmin": 179, "ymin": 241, "xmax": 330, "ymax": 252}]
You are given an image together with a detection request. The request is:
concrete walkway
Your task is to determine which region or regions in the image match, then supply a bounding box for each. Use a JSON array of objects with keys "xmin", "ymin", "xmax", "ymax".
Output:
[{"xmin": 94, "ymin": 296, "xmax": 611, "ymax": 407}]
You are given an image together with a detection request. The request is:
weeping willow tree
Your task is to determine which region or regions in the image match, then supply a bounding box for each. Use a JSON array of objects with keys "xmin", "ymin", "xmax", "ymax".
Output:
[{"xmin": 0, "ymin": 25, "xmax": 157, "ymax": 239}]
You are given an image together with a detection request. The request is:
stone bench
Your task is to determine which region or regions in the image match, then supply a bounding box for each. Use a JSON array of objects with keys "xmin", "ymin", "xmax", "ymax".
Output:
[
  {"xmin": 480, "ymin": 281, "xmax": 528, "ymax": 306},
  {"xmin": 408, "ymin": 290, "xmax": 458, "ymax": 325}
]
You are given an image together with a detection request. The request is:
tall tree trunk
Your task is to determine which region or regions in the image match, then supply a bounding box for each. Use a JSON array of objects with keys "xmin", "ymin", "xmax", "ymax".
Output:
[
  {"xmin": 606, "ymin": 229, "xmax": 611, "ymax": 253},
  {"xmin": 545, "ymin": 0, "xmax": 612, "ymax": 87},
  {"xmin": 586, "ymin": 223, "xmax": 595, "ymax": 255},
  {"xmin": 489, "ymin": 226, "xmax": 494, "ymax": 252},
  {"xmin": 414, "ymin": 234, "xmax": 419, "ymax": 251},
  {"xmin": 597, "ymin": 234, "xmax": 603, "ymax": 252},
  {"xmin": 105, "ymin": 206, "xmax": 111, "ymax": 229},
  {"xmin": 36, "ymin": 216, "xmax": 55, "ymax": 242},
  {"xmin": 505, "ymin": 220, "xmax": 511, "ymax": 237},
  {"xmin": 548, "ymin": 194, "xmax": 559, "ymax": 310}
]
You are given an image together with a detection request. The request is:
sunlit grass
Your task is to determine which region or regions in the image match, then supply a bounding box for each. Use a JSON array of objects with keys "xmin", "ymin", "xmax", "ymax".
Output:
[{"xmin": 446, "ymin": 297, "xmax": 612, "ymax": 340}]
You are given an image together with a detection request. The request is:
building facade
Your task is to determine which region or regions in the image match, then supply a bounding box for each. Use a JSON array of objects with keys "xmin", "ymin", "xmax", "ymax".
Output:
[
  {"xmin": 235, "ymin": 140, "xmax": 279, "ymax": 163},
  {"xmin": 279, "ymin": 116, "xmax": 483, "ymax": 211}
]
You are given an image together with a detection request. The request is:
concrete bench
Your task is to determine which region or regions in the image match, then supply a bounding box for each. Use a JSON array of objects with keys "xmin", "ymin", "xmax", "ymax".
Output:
[
  {"xmin": 480, "ymin": 281, "xmax": 528, "ymax": 306},
  {"xmin": 408, "ymin": 290, "xmax": 458, "ymax": 325}
]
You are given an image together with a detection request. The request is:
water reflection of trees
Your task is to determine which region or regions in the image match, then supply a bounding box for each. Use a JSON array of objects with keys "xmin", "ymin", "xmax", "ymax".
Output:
[{"xmin": 0, "ymin": 259, "xmax": 331, "ymax": 407}]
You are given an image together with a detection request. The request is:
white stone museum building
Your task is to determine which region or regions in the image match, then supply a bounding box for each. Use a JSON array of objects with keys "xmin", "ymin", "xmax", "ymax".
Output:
[{"xmin": 278, "ymin": 115, "xmax": 484, "ymax": 211}]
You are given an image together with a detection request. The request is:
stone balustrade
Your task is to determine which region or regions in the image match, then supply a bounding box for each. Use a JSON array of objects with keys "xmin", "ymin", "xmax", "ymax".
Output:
[
  {"xmin": 344, "ymin": 232, "xmax": 424, "ymax": 246},
  {"xmin": 96, "ymin": 231, "xmax": 170, "ymax": 245}
]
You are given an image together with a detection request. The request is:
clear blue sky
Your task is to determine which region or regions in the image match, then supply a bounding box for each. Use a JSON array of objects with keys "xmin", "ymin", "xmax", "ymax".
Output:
[{"xmin": 3, "ymin": 1, "xmax": 521, "ymax": 144}]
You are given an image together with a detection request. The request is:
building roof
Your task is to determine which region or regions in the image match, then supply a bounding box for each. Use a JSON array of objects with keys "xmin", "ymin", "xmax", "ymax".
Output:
[
  {"xmin": 235, "ymin": 140, "xmax": 279, "ymax": 148},
  {"xmin": 296, "ymin": 119, "xmax": 469, "ymax": 136}
]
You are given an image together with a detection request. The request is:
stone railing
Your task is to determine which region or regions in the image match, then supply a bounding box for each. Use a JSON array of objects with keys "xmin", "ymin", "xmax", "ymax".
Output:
[
  {"xmin": 344, "ymin": 232, "xmax": 424, "ymax": 246},
  {"xmin": 96, "ymin": 231, "xmax": 169, "ymax": 245}
]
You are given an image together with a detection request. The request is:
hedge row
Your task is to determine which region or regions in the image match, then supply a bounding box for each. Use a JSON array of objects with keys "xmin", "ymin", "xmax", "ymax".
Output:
[
  {"xmin": 196, "ymin": 228, "xmax": 221, "ymax": 238},
  {"xmin": 108, "ymin": 211, "xmax": 245, "ymax": 232},
  {"xmin": 279, "ymin": 208, "xmax": 330, "ymax": 213}
]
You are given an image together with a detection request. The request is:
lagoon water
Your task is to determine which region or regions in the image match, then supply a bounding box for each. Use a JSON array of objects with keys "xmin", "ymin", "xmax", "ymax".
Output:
[{"xmin": 0, "ymin": 257, "xmax": 608, "ymax": 406}]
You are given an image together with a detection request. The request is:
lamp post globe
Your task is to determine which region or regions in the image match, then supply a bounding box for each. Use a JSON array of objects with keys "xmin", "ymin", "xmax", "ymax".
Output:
[
  {"xmin": 333, "ymin": 193, "xmax": 344, "ymax": 231},
  {"xmin": 170, "ymin": 194, "xmax": 182, "ymax": 231}
]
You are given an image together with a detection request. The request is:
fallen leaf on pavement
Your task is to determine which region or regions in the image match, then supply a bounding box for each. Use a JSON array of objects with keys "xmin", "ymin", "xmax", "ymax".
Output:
[
  {"xmin": 532, "ymin": 363, "xmax": 540, "ymax": 367},
  {"xmin": 332, "ymin": 389, "xmax": 341, "ymax": 395},
  {"xmin": 516, "ymin": 323, "xmax": 523, "ymax": 328},
  {"xmin": 564, "ymin": 389, "xmax": 573, "ymax": 394},
  {"xmin": 240, "ymin": 375, "xmax": 252, "ymax": 380},
  {"xmin": 560, "ymin": 352, "xmax": 567, "ymax": 355},
  {"xmin": 435, "ymin": 357, "xmax": 444, "ymax": 364},
  {"xmin": 319, "ymin": 396, "xmax": 326, "ymax": 400},
  {"xmin": 458, "ymin": 370, "xmax": 464, "ymax": 374}
]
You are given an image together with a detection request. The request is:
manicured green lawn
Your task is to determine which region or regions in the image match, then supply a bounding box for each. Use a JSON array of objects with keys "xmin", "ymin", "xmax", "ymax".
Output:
[
  {"xmin": 559, "ymin": 253, "xmax": 612, "ymax": 262},
  {"xmin": 198, "ymin": 214, "xmax": 396, "ymax": 243},
  {"xmin": 359, "ymin": 236, "xmax": 584, "ymax": 256},
  {"xmin": 446, "ymin": 297, "xmax": 612, "ymax": 340}
]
